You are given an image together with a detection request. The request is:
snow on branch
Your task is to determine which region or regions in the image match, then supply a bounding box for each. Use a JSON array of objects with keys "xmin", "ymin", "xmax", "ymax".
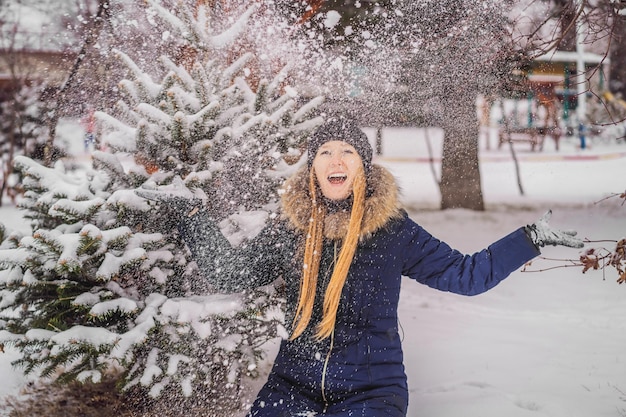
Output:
[
  {"xmin": 110, "ymin": 316, "xmax": 156, "ymax": 361},
  {"xmin": 135, "ymin": 103, "xmax": 172, "ymax": 126},
  {"xmin": 220, "ymin": 53, "xmax": 254, "ymax": 86},
  {"xmin": 14, "ymin": 156, "xmax": 96, "ymax": 203},
  {"xmin": 159, "ymin": 293, "xmax": 244, "ymax": 324},
  {"xmin": 187, "ymin": 100, "xmax": 220, "ymax": 126},
  {"xmin": 113, "ymin": 49, "xmax": 162, "ymax": 98},
  {"xmin": 209, "ymin": 5, "xmax": 259, "ymax": 49},
  {"xmin": 49, "ymin": 198, "xmax": 106, "ymax": 222},
  {"xmin": 158, "ymin": 55, "xmax": 195, "ymax": 88},
  {"xmin": 95, "ymin": 111, "xmax": 136, "ymax": 140},
  {"xmin": 267, "ymin": 98, "xmax": 296, "ymax": 125},
  {"xmin": 165, "ymin": 85, "xmax": 202, "ymax": 111},
  {"xmin": 145, "ymin": 1, "xmax": 258, "ymax": 50},
  {"xmin": 0, "ymin": 248, "xmax": 30, "ymax": 269},
  {"xmin": 49, "ymin": 325, "xmax": 120, "ymax": 348},
  {"xmin": 89, "ymin": 298, "xmax": 138, "ymax": 317},
  {"xmin": 293, "ymin": 97, "xmax": 325, "ymax": 123}
]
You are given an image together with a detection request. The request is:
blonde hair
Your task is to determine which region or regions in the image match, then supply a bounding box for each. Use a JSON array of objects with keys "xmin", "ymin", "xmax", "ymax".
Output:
[{"xmin": 290, "ymin": 165, "xmax": 367, "ymax": 341}]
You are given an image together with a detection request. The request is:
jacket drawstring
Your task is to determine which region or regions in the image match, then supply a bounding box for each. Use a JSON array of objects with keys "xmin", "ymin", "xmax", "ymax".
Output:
[
  {"xmin": 321, "ymin": 241, "xmax": 339, "ymax": 413},
  {"xmin": 321, "ymin": 328, "xmax": 335, "ymax": 413}
]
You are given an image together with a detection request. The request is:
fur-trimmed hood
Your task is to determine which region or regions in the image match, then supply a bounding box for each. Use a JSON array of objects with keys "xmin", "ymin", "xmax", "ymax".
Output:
[{"xmin": 280, "ymin": 164, "xmax": 404, "ymax": 241}]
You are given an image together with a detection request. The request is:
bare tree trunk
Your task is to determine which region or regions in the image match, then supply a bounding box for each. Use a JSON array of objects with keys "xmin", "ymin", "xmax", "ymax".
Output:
[
  {"xmin": 0, "ymin": 122, "xmax": 15, "ymax": 208},
  {"xmin": 43, "ymin": 0, "xmax": 111, "ymax": 166},
  {"xmin": 609, "ymin": 12, "xmax": 626, "ymax": 99},
  {"xmin": 439, "ymin": 99, "xmax": 484, "ymax": 211},
  {"xmin": 554, "ymin": 0, "xmax": 578, "ymax": 52},
  {"xmin": 423, "ymin": 127, "xmax": 440, "ymax": 187},
  {"xmin": 1, "ymin": 28, "xmax": 29, "ymax": 205},
  {"xmin": 499, "ymin": 101, "xmax": 525, "ymax": 196}
]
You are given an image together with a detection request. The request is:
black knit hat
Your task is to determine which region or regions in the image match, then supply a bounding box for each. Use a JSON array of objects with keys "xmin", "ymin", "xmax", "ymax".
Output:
[{"xmin": 307, "ymin": 116, "xmax": 373, "ymax": 173}]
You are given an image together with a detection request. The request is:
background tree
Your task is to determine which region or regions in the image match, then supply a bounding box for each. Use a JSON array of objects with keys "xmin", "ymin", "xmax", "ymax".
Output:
[
  {"xmin": 608, "ymin": 3, "xmax": 626, "ymax": 102},
  {"xmin": 553, "ymin": 0, "xmax": 579, "ymax": 51},
  {"xmin": 284, "ymin": 0, "xmax": 512, "ymax": 210},
  {"xmin": 398, "ymin": 0, "xmax": 513, "ymax": 210},
  {"xmin": 281, "ymin": 0, "xmax": 625, "ymax": 209},
  {"xmin": 0, "ymin": 82, "xmax": 54, "ymax": 206},
  {"xmin": 0, "ymin": 0, "xmax": 184, "ymax": 168},
  {"xmin": 0, "ymin": 5, "xmax": 64, "ymax": 205}
]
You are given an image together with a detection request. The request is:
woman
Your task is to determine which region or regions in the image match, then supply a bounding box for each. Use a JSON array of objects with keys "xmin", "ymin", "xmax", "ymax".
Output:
[{"xmin": 141, "ymin": 116, "xmax": 582, "ymax": 417}]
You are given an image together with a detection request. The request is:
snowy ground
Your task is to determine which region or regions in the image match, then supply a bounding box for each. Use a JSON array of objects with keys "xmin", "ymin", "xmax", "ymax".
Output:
[
  {"xmin": 1, "ymin": 126, "xmax": 625, "ymax": 416},
  {"xmin": 399, "ymin": 205, "xmax": 626, "ymax": 417},
  {"xmin": 378, "ymin": 127, "xmax": 626, "ymax": 417}
]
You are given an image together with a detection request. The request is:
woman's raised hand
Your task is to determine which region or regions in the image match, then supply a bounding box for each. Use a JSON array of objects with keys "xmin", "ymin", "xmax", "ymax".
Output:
[{"xmin": 525, "ymin": 210, "xmax": 584, "ymax": 249}]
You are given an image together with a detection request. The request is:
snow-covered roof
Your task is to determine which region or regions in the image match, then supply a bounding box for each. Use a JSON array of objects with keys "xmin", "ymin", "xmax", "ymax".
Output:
[
  {"xmin": 0, "ymin": 1, "xmax": 76, "ymax": 52},
  {"xmin": 527, "ymin": 74, "xmax": 564, "ymax": 83},
  {"xmin": 535, "ymin": 50, "xmax": 609, "ymax": 65},
  {"xmin": 0, "ymin": 29, "xmax": 70, "ymax": 52}
]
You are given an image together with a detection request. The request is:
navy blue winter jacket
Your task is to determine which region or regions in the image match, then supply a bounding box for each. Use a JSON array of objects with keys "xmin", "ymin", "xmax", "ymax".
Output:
[{"xmin": 179, "ymin": 165, "xmax": 540, "ymax": 417}]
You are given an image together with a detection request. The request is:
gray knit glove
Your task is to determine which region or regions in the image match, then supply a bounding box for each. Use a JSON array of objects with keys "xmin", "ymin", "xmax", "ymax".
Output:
[{"xmin": 525, "ymin": 210, "xmax": 584, "ymax": 248}]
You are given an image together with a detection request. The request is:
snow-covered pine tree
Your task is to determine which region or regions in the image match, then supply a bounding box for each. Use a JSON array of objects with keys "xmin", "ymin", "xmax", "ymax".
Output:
[
  {"xmin": 0, "ymin": 2, "xmax": 323, "ymax": 415},
  {"xmin": 0, "ymin": 155, "xmax": 157, "ymax": 383},
  {"xmin": 96, "ymin": 45, "xmax": 322, "ymax": 412}
]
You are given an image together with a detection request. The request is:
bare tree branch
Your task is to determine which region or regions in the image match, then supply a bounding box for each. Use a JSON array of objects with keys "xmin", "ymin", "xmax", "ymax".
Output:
[{"xmin": 43, "ymin": 0, "xmax": 111, "ymax": 166}]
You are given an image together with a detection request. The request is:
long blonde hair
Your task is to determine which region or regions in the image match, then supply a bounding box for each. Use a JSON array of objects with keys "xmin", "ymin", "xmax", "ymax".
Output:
[{"xmin": 290, "ymin": 165, "xmax": 367, "ymax": 341}]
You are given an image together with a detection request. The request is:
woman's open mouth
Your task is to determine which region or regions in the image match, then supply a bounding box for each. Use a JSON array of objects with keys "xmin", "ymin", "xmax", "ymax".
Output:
[{"xmin": 328, "ymin": 173, "xmax": 347, "ymax": 185}]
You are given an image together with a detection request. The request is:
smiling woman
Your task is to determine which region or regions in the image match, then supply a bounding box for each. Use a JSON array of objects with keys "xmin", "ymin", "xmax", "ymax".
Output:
[
  {"xmin": 139, "ymin": 115, "xmax": 586, "ymax": 417},
  {"xmin": 312, "ymin": 141, "xmax": 363, "ymax": 201}
]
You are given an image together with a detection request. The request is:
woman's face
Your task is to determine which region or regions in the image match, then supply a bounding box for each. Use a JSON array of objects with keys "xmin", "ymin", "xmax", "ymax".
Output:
[{"xmin": 312, "ymin": 141, "xmax": 363, "ymax": 201}]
